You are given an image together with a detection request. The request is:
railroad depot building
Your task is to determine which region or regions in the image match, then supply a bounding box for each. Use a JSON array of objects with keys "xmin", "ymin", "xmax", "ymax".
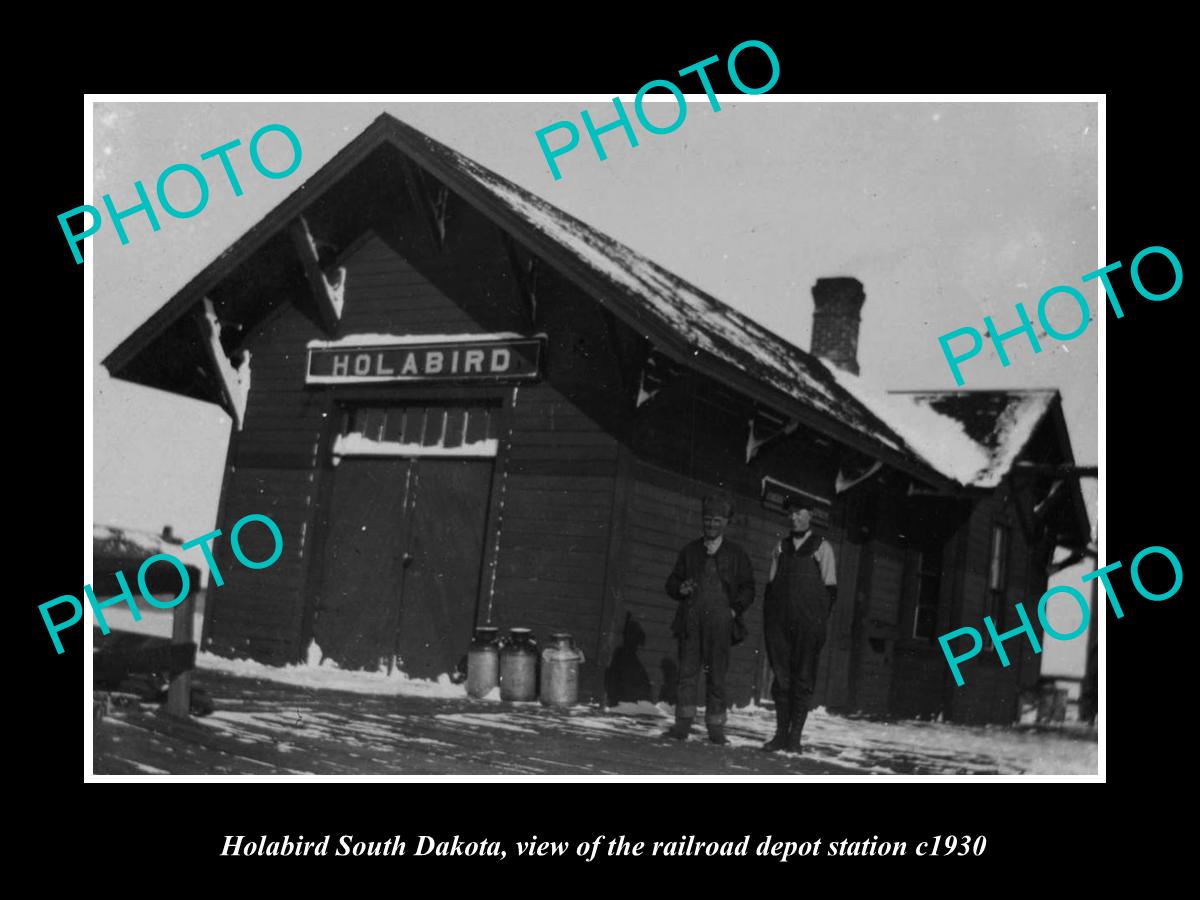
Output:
[{"xmin": 105, "ymin": 114, "xmax": 1091, "ymax": 724}]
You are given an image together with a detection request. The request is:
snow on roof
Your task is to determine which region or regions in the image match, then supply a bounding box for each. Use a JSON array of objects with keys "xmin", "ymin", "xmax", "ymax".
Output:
[
  {"xmin": 93, "ymin": 524, "xmax": 213, "ymax": 584},
  {"xmin": 108, "ymin": 115, "xmax": 1048, "ymax": 491},
  {"xmin": 427, "ymin": 138, "xmax": 914, "ymax": 460},
  {"xmin": 819, "ymin": 362, "xmax": 992, "ymax": 485},
  {"xmin": 106, "ymin": 116, "xmax": 933, "ymax": 474},
  {"xmin": 899, "ymin": 390, "xmax": 1058, "ymax": 488},
  {"xmin": 820, "ymin": 363, "xmax": 1059, "ymax": 488},
  {"xmin": 93, "ymin": 524, "xmax": 176, "ymax": 558}
]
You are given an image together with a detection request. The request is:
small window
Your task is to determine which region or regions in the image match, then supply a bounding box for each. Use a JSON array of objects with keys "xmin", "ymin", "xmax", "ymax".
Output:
[
  {"xmin": 334, "ymin": 403, "xmax": 499, "ymax": 461},
  {"xmin": 984, "ymin": 524, "xmax": 1010, "ymax": 651},
  {"xmin": 988, "ymin": 524, "xmax": 1009, "ymax": 593},
  {"xmin": 912, "ymin": 546, "xmax": 943, "ymax": 639}
]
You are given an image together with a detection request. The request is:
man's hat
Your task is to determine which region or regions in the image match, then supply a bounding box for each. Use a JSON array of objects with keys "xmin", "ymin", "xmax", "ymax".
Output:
[
  {"xmin": 702, "ymin": 492, "xmax": 734, "ymax": 518},
  {"xmin": 782, "ymin": 495, "xmax": 812, "ymax": 513}
]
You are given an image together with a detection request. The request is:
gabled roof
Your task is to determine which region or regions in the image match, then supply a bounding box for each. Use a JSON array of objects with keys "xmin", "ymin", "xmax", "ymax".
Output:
[
  {"xmin": 899, "ymin": 390, "xmax": 1058, "ymax": 489},
  {"xmin": 894, "ymin": 388, "xmax": 1092, "ymax": 546},
  {"xmin": 823, "ymin": 349, "xmax": 1092, "ymax": 535},
  {"xmin": 101, "ymin": 113, "xmax": 1094, "ymax": 544},
  {"xmin": 104, "ymin": 113, "xmax": 961, "ymax": 488}
]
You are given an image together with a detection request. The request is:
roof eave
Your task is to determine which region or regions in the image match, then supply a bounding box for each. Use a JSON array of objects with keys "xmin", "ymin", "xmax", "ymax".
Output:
[{"xmin": 100, "ymin": 114, "xmax": 957, "ymax": 491}]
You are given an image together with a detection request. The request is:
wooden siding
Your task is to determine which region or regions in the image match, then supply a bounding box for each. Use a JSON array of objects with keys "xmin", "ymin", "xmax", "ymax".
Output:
[
  {"xmin": 614, "ymin": 462, "xmax": 778, "ymax": 708},
  {"xmin": 945, "ymin": 491, "xmax": 1042, "ymax": 724},
  {"xmin": 203, "ymin": 465, "xmax": 317, "ymax": 663},
  {"xmin": 207, "ymin": 214, "xmax": 524, "ymax": 665},
  {"xmin": 481, "ymin": 265, "xmax": 628, "ymax": 699}
]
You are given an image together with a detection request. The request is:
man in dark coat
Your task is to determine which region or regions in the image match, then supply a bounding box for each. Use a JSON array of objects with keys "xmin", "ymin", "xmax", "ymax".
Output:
[
  {"xmin": 762, "ymin": 499, "xmax": 838, "ymax": 753},
  {"xmin": 664, "ymin": 492, "xmax": 755, "ymax": 744}
]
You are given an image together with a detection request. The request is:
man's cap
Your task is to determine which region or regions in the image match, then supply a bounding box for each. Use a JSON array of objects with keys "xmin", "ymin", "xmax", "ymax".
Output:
[
  {"xmin": 702, "ymin": 492, "xmax": 734, "ymax": 518},
  {"xmin": 782, "ymin": 496, "xmax": 813, "ymax": 513}
]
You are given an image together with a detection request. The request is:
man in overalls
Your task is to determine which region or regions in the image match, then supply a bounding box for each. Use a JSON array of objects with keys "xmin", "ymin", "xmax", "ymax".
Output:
[
  {"xmin": 762, "ymin": 499, "xmax": 838, "ymax": 753},
  {"xmin": 664, "ymin": 492, "xmax": 755, "ymax": 744}
]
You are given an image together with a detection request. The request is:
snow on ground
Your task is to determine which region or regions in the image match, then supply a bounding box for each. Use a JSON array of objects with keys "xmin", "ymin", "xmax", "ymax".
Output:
[
  {"xmin": 95, "ymin": 633, "xmax": 1094, "ymax": 774},
  {"xmin": 550, "ymin": 703, "xmax": 1093, "ymax": 775},
  {"xmin": 195, "ymin": 640, "xmax": 471, "ymax": 700},
  {"xmin": 566, "ymin": 703, "xmax": 1095, "ymax": 774},
  {"xmin": 790, "ymin": 706, "xmax": 1095, "ymax": 775},
  {"xmin": 94, "ymin": 617, "xmax": 473, "ymax": 701},
  {"xmin": 176, "ymin": 687, "xmax": 1094, "ymax": 775}
]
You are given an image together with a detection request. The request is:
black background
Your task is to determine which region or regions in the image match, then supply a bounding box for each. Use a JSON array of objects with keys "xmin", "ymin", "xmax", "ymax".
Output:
[{"xmin": 22, "ymin": 25, "xmax": 1188, "ymax": 881}]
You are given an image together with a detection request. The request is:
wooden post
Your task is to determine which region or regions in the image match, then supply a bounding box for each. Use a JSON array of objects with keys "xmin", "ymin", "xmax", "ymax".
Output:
[
  {"xmin": 1078, "ymin": 574, "xmax": 1099, "ymax": 726},
  {"xmin": 165, "ymin": 592, "xmax": 194, "ymax": 718}
]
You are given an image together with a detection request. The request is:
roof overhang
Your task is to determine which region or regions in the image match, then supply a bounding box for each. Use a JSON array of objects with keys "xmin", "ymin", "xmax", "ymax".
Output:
[{"xmin": 104, "ymin": 114, "xmax": 957, "ymax": 492}]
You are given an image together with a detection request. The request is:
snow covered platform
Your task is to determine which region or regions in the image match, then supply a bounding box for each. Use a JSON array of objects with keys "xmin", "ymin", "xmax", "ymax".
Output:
[{"xmin": 92, "ymin": 667, "xmax": 1097, "ymax": 776}]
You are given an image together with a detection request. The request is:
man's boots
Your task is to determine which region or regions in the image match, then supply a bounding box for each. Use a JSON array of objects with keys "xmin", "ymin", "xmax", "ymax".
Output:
[
  {"xmin": 762, "ymin": 700, "xmax": 790, "ymax": 752},
  {"xmin": 707, "ymin": 723, "xmax": 728, "ymax": 745},
  {"xmin": 786, "ymin": 708, "xmax": 809, "ymax": 753},
  {"xmin": 665, "ymin": 715, "xmax": 693, "ymax": 740}
]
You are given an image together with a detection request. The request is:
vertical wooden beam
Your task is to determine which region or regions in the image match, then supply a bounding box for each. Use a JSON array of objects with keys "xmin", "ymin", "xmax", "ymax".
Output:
[
  {"xmin": 595, "ymin": 443, "xmax": 634, "ymax": 706},
  {"xmin": 297, "ymin": 394, "xmax": 341, "ymax": 663},
  {"xmin": 940, "ymin": 509, "xmax": 972, "ymax": 722},
  {"xmin": 165, "ymin": 591, "xmax": 194, "ymax": 718},
  {"xmin": 1079, "ymin": 572, "xmax": 1098, "ymax": 725},
  {"xmin": 477, "ymin": 389, "xmax": 519, "ymax": 627},
  {"xmin": 198, "ymin": 405, "xmax": 242, "ymax": 656}
]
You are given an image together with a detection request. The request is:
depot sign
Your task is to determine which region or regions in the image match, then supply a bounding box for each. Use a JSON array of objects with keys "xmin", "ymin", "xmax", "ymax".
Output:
[{"xmin": 306, "ymin": 337, "xmax": 543, "ymax": 385}]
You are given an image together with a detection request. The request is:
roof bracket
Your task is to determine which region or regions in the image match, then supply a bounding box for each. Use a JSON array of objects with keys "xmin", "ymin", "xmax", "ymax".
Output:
[
  {"xmin": 195, "ymin": 297, "xmax": 251, "ymax": 430},
  {"xmin": 501, "ymin": 232, "xmax": 538, "ymax": 327},
  {"xmin": 635, "ymin": 350, "xmax": 681, "ymax": 409},
  {"xmin": 746, "ymin": 409, "xmax": 798, "ymax": 463},
  {"xmin": 836, "ymin": 459, "xmax": 883, "ymax": 494},
  {"xmin": 1033, "ymin": 477, "xmax": 1067, "ymax": 520},
  {"xmin": 289, "ymin": 216, "xmax": 345, "ymax": 334},
  {"xmin": 430, "ymin": 182, "xmax": 450, "ymax": 247}
]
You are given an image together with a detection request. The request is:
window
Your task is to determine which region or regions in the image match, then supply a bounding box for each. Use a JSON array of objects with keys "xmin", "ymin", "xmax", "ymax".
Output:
[
  {"xmin": 333, "ymin": 402, "xmax": 500, "ymax": 461},
  {"xmin": 912, "ymin": 545, "xmax": 944, "ymax": 639},
  {"xmin": 984, "ymin": 524, "xmax": 1010, "ymax": 651}
]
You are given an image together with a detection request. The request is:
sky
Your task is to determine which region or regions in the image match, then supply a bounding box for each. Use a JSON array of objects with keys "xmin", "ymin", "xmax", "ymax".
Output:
[{"xmin": 89, "ymin": 98, "xmax": 1099, "ymax": 676}]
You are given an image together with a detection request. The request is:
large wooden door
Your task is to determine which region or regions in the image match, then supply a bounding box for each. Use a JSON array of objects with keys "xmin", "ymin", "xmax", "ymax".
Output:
[
  {"xmin": 397, "ymin": 459, "xmax": 494, "ymax": 677},
  {"xmin": 315, "ymin": 457, "xmax": 415, "ymax": 671},
  {"xmin": 313, "ymin": 403, "xmax": 497, "ymax": 676}
]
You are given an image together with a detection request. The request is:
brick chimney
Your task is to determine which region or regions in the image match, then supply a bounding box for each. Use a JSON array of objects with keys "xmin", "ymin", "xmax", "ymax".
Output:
[{"xmin": 811, "ymin": 277, "xmax": 865, "ymax": 375}]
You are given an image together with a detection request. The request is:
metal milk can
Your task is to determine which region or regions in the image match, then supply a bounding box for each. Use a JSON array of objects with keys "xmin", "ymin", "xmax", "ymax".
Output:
[
  {"xmin": 540, "ymin": 632, "xmax": 585, "ymax": 708},
  {"xmin": 499, "ymin": 628, "xmax": 538, "ymax": 701},
  {"xmin": 467, "ymin": 626, "xmax": 501, "ymax": 699}
]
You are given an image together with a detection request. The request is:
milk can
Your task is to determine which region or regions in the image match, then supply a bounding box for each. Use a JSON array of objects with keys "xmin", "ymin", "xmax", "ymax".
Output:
[
  {"xmin": 466, "ymin": 626, "xmax": 501, "ymax": 699},
  {"xmin": 499, "ymin": 628, "xmax": 538, "ymax": 701},
  {"xmin": 540, "ymin": 632, "xmax": 585, "ymax": 708}
]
